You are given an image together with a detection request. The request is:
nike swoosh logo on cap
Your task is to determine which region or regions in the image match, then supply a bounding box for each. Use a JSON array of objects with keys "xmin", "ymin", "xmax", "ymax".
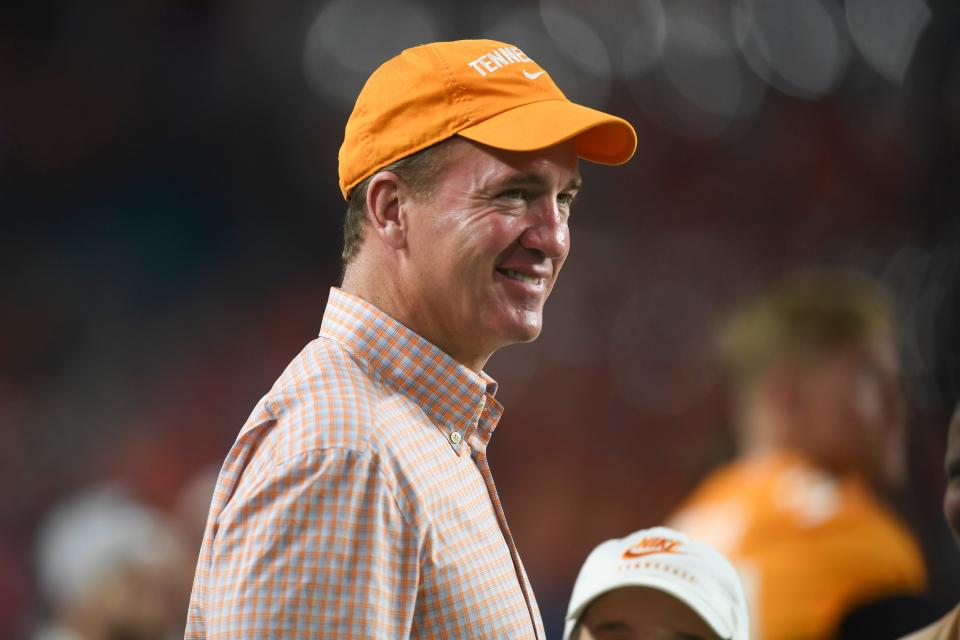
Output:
[
  {"xmin": 622, "ymin": 537, "xmax": 684, "ymax": 559},
  {"xmin": 522, "ymin": 69, "xmax": 545, "ymax": 80},
  {"xmin": 622, "ymin": 548, "xmax": 684, "ymax": 559}
]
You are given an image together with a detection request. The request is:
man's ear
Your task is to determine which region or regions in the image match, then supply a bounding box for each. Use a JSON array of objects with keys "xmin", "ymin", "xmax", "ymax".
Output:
[{"xmin": 365, "ymin": 171, "xmax": 408, "ymax": 250}]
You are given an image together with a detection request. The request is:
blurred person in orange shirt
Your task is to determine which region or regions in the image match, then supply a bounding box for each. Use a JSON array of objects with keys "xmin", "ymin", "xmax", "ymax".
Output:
[
  {"xmin": 898, "ymin": 401, "xmax": 960, "ymax": 640},
  {"xmin": 669, "ymin": 271, "xmax": 927, "ymax": 639}
]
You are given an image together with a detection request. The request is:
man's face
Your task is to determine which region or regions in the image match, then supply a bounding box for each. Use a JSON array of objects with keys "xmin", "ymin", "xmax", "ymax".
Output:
[
  {"xmin": 398, "ymin": 137, "xmax": 579, "ymax": 369},
  {"xmin": 794, "ymin": 332, "xmax": 905, "ymax": 486},
  {"xmin": 576, "ymin": 587, "xmax": 720, "ymax": 640},
  {"xmin": 942, "ymin": 407, "xmax": 960, "ymax": 544}
]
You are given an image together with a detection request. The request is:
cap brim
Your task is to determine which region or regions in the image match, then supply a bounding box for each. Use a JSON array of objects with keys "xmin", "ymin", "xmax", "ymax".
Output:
[
  {"xmin": 563, "ymin": 576, "xmax": 734, "ymax": 640},
  {"xmin": 458, "ymin": 99, "xmax": 637, "ymax": 165}
]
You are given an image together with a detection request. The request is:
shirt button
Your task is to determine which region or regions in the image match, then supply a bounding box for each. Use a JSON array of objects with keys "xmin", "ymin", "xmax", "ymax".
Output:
[{"xmin": 449, "ymin": 431, "xmax": 463, "ymax": 445}]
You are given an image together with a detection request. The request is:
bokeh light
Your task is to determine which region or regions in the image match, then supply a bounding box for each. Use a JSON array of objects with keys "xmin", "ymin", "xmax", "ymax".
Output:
[
  {"xmin": 302, "ymin": 0, "xmax": 442, "ymax": 107},
  {"xmin": 734, "ymin": 0, "xmax": 851, "ymax": 99},
  {"xmin": 845, "ymin": 0, "xmax": 932, "ymax": 85}
]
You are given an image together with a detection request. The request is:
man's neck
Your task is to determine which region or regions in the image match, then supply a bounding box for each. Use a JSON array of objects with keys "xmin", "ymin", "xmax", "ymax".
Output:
[{"xmin": 340, "ymin": 267, "xmax": 491, "ymax": 372}]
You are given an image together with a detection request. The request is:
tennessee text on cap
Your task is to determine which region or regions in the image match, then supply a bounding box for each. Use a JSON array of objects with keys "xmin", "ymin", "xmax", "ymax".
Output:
[
  {"xmin": 338, "ymin": 39, "xmax": 638, "ymax": 199},
  {"xmin": 564, "ymin": 526, "xmax": 750, "ymax": 640}
]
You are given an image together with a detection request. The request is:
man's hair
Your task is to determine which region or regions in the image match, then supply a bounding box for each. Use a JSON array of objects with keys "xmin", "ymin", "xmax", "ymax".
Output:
[
  {"xmin": 719, "ymin": 270, "xmax": 895, "ymax": 397},
  {"xmin": 341, "ymin": 138, "xmax": 455, "ymax": 265}
]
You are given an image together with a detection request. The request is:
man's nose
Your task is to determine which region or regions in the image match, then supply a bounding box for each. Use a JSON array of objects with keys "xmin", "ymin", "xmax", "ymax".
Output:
[{"xmin": 520, "ymin": 196, "xmax": 570, "ymax": 260}]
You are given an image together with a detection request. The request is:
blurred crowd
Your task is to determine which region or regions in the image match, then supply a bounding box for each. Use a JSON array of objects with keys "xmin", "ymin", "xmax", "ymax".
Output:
[{"xmin": 3, "ymin": 0, "xmax": 960, "ymax": 638}]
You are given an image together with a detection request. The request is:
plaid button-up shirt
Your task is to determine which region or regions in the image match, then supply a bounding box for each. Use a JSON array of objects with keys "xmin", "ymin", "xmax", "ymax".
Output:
[{"xmin": 186, "ymin": 287, "xmax": 545, "ymax": 639}]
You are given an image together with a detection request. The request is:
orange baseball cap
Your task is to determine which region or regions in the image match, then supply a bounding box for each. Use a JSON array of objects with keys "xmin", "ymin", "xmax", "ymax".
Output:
[{"xmin": 338, "ymin": 39, "xmax": 638, "ymax": 199}]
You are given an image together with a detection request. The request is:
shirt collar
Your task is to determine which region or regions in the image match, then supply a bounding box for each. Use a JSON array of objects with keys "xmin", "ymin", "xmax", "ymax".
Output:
[{"xmin": 319, "ymin": 287, "xmax": 503, "ymax": 456}]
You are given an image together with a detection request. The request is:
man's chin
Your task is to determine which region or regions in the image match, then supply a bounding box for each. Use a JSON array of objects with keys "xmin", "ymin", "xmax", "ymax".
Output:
[
  {"xmin": 509, "ymin": 321, "xmax": 544, "ymax": 346},
  {"xmin": 475, "ymin": 308, "xmax": 546, "ymax": 352},
  {"xmin": 491, "ymin": 319, "xmax": 543, "ymax": 348}
]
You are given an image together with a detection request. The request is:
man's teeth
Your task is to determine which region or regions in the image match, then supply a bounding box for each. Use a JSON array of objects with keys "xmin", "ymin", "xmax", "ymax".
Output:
[{"xmin": 500, "ymin": 269, "xmax": 540, "ymax": 284}]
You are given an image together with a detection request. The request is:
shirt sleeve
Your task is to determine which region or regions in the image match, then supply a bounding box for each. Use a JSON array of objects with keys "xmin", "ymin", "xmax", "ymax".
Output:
[{"xmin": 191, "ymin": 448, "xmax": 421, "ymax": 639}]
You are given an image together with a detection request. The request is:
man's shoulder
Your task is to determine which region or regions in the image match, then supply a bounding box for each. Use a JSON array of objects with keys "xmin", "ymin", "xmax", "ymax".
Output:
[
  {"xmin": 681, "ymin": 454, "xmax": 859, "ymax": 525},
  {"xmin": 252, "ymin": 336, "xmax": 386, "ymax": 451},
  {"xmin": 675, "ymin": 455, "xmax": 925, "ymax": 573},
  {"xmin": 667, "ymin": 460, "xmax": 758, "ymax": 553},
  {"xmin": 670, "ymin": 455, "xmax": 852, "ymax": 551},
  {"xmin": 252, "ymin": 337, "xmax": 441, "ymax": 458},
  {"xmin": 673, "ymin": 457, "xmax": 766, "ymax": 516}
]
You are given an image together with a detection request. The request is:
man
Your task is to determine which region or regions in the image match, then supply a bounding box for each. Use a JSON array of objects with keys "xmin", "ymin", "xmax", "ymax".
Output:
[
  {"xmin": 564, "ymin": 526, "xmax": 750, "ymax": 640},
  {"xmin": 185, "ymin": 39, "xmax": 636, "ymax": 638},
  {"xmin": 899, "ymin": 402, "xmax": 960, "ymax": 639},
  {"xmin": 669, "ymin": 271, "xmax": 928, "ymax": 639}
]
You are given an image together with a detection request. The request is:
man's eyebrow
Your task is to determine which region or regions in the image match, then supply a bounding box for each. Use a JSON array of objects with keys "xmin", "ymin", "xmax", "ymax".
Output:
[
  {"xmin": 495, "ymin": 173, "xmax": 582, "ymax": 191},
  {"xmin": 591, "ymin": 621, "xmax": 632, "ymax": 631}
]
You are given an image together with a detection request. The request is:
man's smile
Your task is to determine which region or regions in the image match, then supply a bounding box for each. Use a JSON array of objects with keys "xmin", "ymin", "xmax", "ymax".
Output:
[{"xmin": 496, "ymin": 268, "xmax": 545, "ymax": 286}]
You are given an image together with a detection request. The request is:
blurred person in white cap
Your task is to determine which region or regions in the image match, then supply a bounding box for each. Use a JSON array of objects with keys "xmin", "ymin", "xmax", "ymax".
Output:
[
  {"xmin": 565, "ymin": 526, "xmax": 749, "ymax": 640},
  {"xmin": 669, "ymin": 270, "xmax": 927, "ymax": 639},
  {"xmin": 187, "ymin": 38, "xmax": 636, "ymax": 640},
  {"xmin": 33, "ymin": 484, "xmax": 187, "ymax": 640}
]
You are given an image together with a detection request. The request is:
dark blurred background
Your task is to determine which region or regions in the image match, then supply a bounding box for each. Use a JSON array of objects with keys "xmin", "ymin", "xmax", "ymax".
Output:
[{"xmin": 2, "ymin": 0, "xmax": 960, "ymax": 638}]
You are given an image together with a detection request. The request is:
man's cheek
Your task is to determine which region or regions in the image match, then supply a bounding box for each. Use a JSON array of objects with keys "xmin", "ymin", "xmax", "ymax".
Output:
[{"xmin": 944, "ymin": 488, "xmax": 960, "ymax": 541}]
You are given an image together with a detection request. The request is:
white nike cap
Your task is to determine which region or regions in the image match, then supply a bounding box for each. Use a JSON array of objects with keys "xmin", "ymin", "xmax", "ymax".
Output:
[{"xmin": 564, "ymin": 526, "xmax": 750, "ymax": 640}]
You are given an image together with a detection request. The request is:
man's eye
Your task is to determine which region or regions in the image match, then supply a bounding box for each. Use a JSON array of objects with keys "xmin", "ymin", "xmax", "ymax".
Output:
[
  {"xmin": 558, "ymin": 193, "xmax": 577, "ymax": 207},
  {"xmin": 499, "ymin": 189, "xmax": 527, "ymax": 200},
  {"xmin": 947, "ymin": 458, "xmax": 960, "ymax": 481}
]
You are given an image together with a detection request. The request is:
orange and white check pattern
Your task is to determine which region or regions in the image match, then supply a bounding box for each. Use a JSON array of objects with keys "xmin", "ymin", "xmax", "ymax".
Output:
[{"xmin": 186, "ymin": 287, "xmax": 545, "ymax": 639}]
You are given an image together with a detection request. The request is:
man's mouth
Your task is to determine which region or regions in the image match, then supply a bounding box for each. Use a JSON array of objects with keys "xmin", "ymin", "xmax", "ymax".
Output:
[{"xmin": 497, "ymin": 268, "xmax": 543, "ymax": 286}]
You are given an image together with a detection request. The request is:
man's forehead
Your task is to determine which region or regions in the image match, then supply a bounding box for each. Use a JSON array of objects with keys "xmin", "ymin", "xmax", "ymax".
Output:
[{"xmin": 446, "ymin": 136, "xmax": 581, "ymax": 184}]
